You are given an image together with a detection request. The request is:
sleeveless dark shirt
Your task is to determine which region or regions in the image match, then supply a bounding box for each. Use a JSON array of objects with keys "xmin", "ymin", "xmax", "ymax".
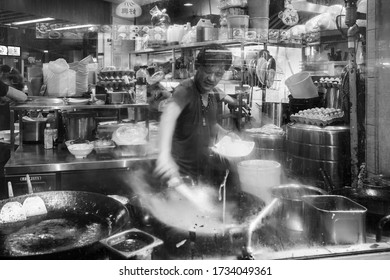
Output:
[{"xmin": 170, "ymin": 79, "xmax": 220, "ymax": 178}]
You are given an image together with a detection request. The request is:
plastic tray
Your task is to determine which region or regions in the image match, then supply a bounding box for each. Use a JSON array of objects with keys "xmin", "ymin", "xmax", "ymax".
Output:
[{"xmin": 290, "ymin": 115, "xmax": 344, "ymax": 127}]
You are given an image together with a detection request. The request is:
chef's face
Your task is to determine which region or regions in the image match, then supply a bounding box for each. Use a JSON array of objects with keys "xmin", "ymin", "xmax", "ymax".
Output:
[{"xmin": 196, "ymin": 65, "xmax": 225, "ymax": 92}]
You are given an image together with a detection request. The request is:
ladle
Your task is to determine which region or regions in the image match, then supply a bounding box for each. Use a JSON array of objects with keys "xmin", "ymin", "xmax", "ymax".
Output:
[{"xmin": 218, "ymin": 169, "xmax": 230, "ymax": 235}]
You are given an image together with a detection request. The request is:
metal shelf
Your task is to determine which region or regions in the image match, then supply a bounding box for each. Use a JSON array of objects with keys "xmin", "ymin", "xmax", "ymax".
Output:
[{"xmin": 129, "ymin": 39, "xmax": 271, "ymax": 55}]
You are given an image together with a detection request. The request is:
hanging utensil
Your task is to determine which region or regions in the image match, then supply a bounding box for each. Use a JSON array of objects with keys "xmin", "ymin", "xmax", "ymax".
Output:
[
  {"xmin": 218, "ymin": 169, "xmax": 230, "ymax": 234},
  {"xmin": 22, "ymin": 174, "xmax": 48, "ymax": 217},
  {"xmin": 0, "ymin": 182, "xmax": 27, "ymax": 223}
]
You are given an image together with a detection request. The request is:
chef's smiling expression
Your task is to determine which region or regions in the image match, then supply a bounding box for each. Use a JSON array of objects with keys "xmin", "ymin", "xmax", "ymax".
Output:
[{"xmin": 196, "ymin": 65, "xmax": 225, "ymax": 92}]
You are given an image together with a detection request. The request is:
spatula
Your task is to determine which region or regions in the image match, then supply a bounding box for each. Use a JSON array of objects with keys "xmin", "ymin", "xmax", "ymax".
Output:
[
  {"xmin": 22, "ymin": 174, "xmax": 48, "ymax": 217},
  {"xmin": 0, "ymin": 182, "xmax": 27, "ymax": 223}
]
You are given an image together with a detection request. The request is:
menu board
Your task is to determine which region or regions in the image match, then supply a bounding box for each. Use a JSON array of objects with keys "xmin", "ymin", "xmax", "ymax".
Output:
[
  {"xmin": 0, "ymin": 45, "xmax": 7, "ymax": 56},
  {"xmin": 7, "ymin": 46, "xmax": 20, "ymax": 56}
]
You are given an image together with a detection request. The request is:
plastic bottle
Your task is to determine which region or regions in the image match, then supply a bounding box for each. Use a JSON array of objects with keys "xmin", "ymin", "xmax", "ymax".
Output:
[
  {"xmin": 135, "ymin": 66, "xmax": 148, "ymax": 104},
  {"xmin": 44, "ymin": 123, "xmax": 53, "ymax": 149}
]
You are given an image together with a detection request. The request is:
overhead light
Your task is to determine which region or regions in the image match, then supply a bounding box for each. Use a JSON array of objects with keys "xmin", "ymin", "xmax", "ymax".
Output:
[
  {"xmin": 184, "ymin": 3, "xmax": 193, "ymax": 6},
  {"xmin": 54, "ymin": 24, "xmax": 96, "ymax": 31},
  {"xmin": 43, "ymin": 50, "xmax": 49, "ymax": 53},
  {"xmin": 10, "ymin": 17, "xmax": 55, "ymax": 26}
]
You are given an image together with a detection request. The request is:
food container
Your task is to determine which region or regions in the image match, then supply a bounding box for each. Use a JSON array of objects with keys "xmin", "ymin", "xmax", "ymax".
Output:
[
  {"xmin": 100, "ymin": 228, "xmax": 163, "ymax": 259},
  {"xmin": 22, "ymin": 120, "xmax": 46, "ymax": 143},
  {"xmin": 243, "ymin": 132, "xmax": 286, "ymax": 164},
  {"xmin": 285, "ymin": 72, "xmax": 318, "ymax": 99},
  {"xmin": 302, "ymin": 195, "xmax": 367, "ymax": 245},
  {"xmin": 62, "ymin": 111, "xmax": 97, "ymax": 141},
  {"xmin": 237, "ymin": 160, "xmax": 281, "ymax": 203},
  {"xmin": 93, "ymin": 139, "xmax": 116, "ymax": 154},
  {"xmin": 286, "ymin": 123, "xmax": 350, "ymax": 187},
  {"xmin": 271, "ymin": 184, "xmax": 327, "ymax": 231},
  {"xmin": 107, "ymin": 91, "xmax": 126, "ymax": 104},
  {"xmin": 227, "ymin": 15, "xmax": 249, "ymax": 39}
]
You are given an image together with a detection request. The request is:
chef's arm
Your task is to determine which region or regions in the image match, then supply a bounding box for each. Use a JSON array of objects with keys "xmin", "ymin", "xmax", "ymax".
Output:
[
  {"xmin": 221, "ymin": 94, "xmax": 249, "ymax": 109},
  {"xmin": 155, "ymin": 101, "xmax": 182, "ymax": 179},
  {"xmin": 2, "ymin": 82, "xmax": 27, "ymax": 102}
]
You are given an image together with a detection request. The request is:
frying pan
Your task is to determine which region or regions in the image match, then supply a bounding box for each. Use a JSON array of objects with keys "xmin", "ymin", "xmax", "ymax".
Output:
[{"xmin": 0, "ymin": 191, "xmax": 130, "ymax": 258}]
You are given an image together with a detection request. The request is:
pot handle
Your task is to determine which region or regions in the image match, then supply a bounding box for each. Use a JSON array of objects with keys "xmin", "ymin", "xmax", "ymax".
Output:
[{"xmin": 376, "ymin": 214, "xmax": 390, "ymax": 242}]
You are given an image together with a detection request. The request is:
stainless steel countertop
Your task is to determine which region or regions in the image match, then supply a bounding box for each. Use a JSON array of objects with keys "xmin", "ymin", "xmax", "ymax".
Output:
[{"xmin": 4, "ymin": 144, "xmax": 157, "ymax": 175}]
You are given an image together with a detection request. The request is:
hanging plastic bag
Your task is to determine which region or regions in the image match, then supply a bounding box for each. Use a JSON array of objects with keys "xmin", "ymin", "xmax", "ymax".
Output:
[{"xmin": 150, "ymin": 6, "xmax": 170, "ymax": 27}]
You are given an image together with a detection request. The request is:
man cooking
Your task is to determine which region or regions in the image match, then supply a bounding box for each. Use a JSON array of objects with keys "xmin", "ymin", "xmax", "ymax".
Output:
[{"xmin": 154, "ymin": 44, "xmax": 240, "ymax": 185}]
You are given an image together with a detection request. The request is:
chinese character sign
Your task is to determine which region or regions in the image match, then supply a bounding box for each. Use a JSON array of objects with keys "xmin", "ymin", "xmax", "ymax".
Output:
[{"xmin": 115, "ymin": 0, "xmax": 142, "ymax": 18}]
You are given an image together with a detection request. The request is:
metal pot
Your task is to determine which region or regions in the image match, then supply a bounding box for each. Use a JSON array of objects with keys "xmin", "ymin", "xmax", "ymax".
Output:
[
  {"xmin": 22, "ymin": 120, "xmax": 46, "ymax": 143},
  {"xmin": 62, "ymin": 111, "xmax": 97, "ymax": 141},
  {"xmin": 0, "ymin": 191, "xmax": 130, "ymax": 258},
  {"xmin": 271, "ymin": 184, "xmax": 327, "ymax": 231}
]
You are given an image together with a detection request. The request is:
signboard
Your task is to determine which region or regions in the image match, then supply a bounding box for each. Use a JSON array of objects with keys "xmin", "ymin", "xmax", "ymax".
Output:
[
  {"xmin": 115, "ymin": 0, "xmax": 142, "ymax": 18},
  {"xmin": 0, "ymin": 45, "xmax": 20, "ymax": 56},
  {"xmin": 7, "ymin": 46, "xmax": 21, "ymax": 57},
  {"xmin": 0, "ymin": 45, "xmax": 7, "ymax": 56}
]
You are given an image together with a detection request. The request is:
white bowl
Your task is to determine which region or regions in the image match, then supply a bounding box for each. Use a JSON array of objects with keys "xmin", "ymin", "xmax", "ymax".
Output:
[
  {"xmin": 67, "ymin": 98, "xmax": 90, "ymax": 105},
  {"xmin": 0, "ymin": 130, "xmax": 19, "ymax": 141},
  {"xmin": 67, "ymin": 143, "xmax": 94, "ymax": 159}
]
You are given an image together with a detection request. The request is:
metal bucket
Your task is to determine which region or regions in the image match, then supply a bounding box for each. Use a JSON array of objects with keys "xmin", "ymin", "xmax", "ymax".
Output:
[
  {"xmin": 243, "ymin": 132, "xmax": 286, "ymax": 163},
  {"xmin": 22, "ymin": 120, "xmax": 46, "ymax": 143}
]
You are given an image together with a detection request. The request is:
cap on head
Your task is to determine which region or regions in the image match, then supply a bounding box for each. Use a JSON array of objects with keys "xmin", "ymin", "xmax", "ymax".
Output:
[{"xmin": 196, "ymin": 44, "xmax": 232, "ymax": 71}]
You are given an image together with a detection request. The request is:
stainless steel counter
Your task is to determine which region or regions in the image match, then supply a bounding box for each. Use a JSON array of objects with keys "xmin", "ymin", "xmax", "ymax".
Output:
[{"xmin": 4, "ymin": 144, "xmax": 157, "ymax": 175}]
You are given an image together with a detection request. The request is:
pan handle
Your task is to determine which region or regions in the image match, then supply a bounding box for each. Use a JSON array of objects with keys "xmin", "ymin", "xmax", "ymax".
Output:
[
  {"xmin": 26, "ymin": 174, "xmax": 33, "ymax": 194},
  {"xmin": 376, "ymin": 214, "xmax": 390, "ymax": 242},
  {"xmin": 7, "ymin": 181, "xmax": 14, "ymax": 198}
]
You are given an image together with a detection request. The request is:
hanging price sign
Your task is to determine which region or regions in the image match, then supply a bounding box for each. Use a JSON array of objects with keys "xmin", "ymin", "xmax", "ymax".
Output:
[{"xmin": 115, "ymin": 0, "xmax": 142, "ymax": 18}]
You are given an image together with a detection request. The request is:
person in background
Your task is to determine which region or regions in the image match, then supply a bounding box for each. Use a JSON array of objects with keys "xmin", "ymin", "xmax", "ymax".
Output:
[
  {"xmin": 0, "ymin": 65, "xmax": 27, "ymax": 197},
  {"xmin": 0, "ymin": 65, "xmax": 27, "ymax": 103},
  {"xmin": 154, "ymin": 44, "xmax": 240, "ymax": 184}
]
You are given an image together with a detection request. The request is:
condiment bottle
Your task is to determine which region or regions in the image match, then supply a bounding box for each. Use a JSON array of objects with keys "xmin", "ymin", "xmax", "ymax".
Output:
[
  {"xmin": 44, "ymin": 123, "xmax": 53, "ymax": 149},
  {"xmin": 135, "ymin": 66, "xmax": 148, "ymax": 104}
]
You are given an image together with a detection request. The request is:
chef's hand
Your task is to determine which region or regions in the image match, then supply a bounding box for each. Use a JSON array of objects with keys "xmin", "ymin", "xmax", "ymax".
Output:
[{"xmin": 154, "ymin": 152, "xmax": 179, "ymax": 180}]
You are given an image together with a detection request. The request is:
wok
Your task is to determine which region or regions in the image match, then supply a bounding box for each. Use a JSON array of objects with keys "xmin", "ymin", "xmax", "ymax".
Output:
[
  {"xmin": 0, "ymin": 191, "xmax": 130, "ymax": 259},
  {"xmin": 320, "ymin": 167, "xmax": 390, "ymax": 216}
]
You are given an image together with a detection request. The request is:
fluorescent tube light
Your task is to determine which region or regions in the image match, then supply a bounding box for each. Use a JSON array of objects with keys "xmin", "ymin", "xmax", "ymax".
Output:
[
  {"xmin": 184, "ymin": 3, "xmax": 193, "ymax": 6},
  {"xmin": 11, "ymin": 17, "xmax": 55, "ymax": 25},
  {"xmin": 54, "ymin": 24, "xmax": 97, "ymax": 31}
]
